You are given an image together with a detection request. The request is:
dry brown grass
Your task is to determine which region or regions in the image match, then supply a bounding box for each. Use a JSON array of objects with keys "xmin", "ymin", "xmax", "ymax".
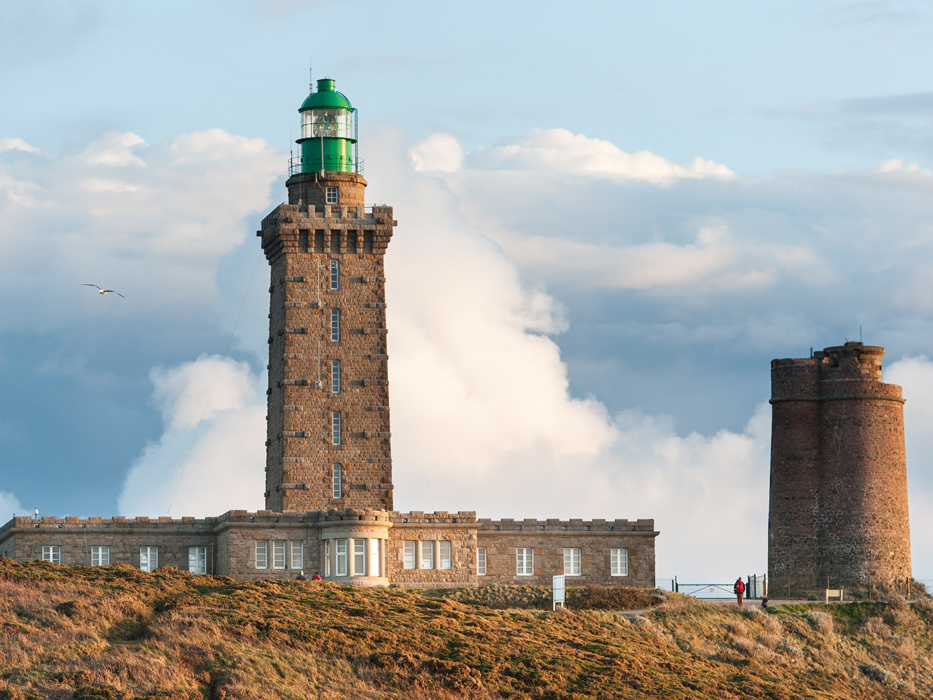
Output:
[{"xmin": 1, "ymin": 560, "xmax": 933, "ymax": 698}]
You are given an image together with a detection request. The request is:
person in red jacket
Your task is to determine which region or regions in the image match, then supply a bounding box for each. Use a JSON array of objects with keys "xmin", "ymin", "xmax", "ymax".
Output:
[
  {"xmin": 734, "ymin": 577, "xmax": 745, "ymax": 608},
  {"xmin": 310, "ymin": 572, "xmax": 322, "ymax": 581}
]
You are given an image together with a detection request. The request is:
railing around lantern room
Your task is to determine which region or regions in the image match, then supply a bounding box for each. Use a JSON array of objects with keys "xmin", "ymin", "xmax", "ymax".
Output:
[{"xmin": 289, "ymin": 154, "xmax": 365, "ymax": 177}]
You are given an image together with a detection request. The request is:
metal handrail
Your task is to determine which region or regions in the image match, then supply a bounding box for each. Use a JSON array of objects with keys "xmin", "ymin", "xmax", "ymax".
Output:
[{"xmin": 288, "ymin": 155, "xmax": 365, "ymax": 176}]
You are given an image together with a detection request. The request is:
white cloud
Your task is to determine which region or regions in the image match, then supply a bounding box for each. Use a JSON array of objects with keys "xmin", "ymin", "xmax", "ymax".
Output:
[
  {"xmin": 362, "ymin": 126, "xmax": 770, "ymax": 580},
  {"xmin": 81, "ymin": 131, "xmax": 148, "ymax": 167},
  {"xmin": 876, "ymin": 158, "xmax": 933, "ymax": 176},
  {"xmin": 0, "ymin": 128, "xmax": 282, "ymax": 334},
  {"xmin": 885, "ymin": 355, "xmax": 933, "ymax": 580},
  {"xmin": 0, "ymin": 491, "xmax": 24, "ymax": 523},
  {"xmin": 410, "ymin": 132, "xmax": 464, "ymax": 173},
  {"xmin": 465, "ymin": 128, "xmax": 736, "ymax": 185},
  {"xmin": 0, "ymin": 137, "xmax": 39, "ymax": 154},
  {"xmin": 118, "ymin": 354, "xmax": 266, "ymax": 517}
]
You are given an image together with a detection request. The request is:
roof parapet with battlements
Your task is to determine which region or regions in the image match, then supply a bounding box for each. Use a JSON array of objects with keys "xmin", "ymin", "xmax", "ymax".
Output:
[{"xmin": 477, "ymin": 517, "xmax": 657, "ymax": 533}]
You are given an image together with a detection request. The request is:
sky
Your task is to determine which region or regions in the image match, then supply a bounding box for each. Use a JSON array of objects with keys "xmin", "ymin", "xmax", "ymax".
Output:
[{"xmin": 2, "ymin": 0, "xmax": 933, "ymax": 584}]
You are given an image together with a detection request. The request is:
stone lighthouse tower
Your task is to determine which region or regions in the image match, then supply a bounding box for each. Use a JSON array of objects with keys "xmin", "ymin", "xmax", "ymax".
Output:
[
  {"xmin": 769, "ymin": 342, "xmax": 911, "ymax": 596},
  {"xmin": 257, "ymin": 78, "xmax": 395, "ymax": 512}
]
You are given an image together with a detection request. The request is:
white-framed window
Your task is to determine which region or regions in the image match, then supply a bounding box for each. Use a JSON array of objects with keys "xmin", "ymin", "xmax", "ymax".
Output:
[
  {"xmin": 331, "ymin": 359, "xmax": 341, "ymax": 394},
  {"xmin": 323, "ymin": 540, "xmax": 331, "ymax": 577},
  {"xmin": 41, "ymin": 545, "xmax": 61, "ymax": 565},
  {"xmin": 564, "ymin": 548, "xmax": 581, "ymax": 576},
  {"xmin": 335, "ymin": 539, "xmax": 348, "ymax": 576},
  {"xmin": 333, "ymin": 463, "xmax": 342, "ymax": 499},
  {"xmin": 330, "ymin": 308, "xmax": 340, "ymax": 341},
  {"xmin": 332, "ymin": 412, "xmax": 341, "ymax": 446},
  {"xmin": 369, "ymin": 539, "xmax": 380, "ymax": 577},
  {"xmin": 421, "ymin": 541, "xmax": 435, "ymax": 570},
  {"xmin": 477, "ymin": 548, "xmax": 486, "ymax": 576},
  {"xmin": 188, "ymin": 546, "xmax": 207, "ymax": 575},
  {"xmin": 516, "ymin": 548, "xmax": 534, "ymax": 576},
  {"xmin": 255, "ymin": 541, "xmax": 269, "ymax": 569},
  {"xmin": 91, "ymin": 545, "xmax": 109, "ymax": 567},
  {"xmin": 140, "ymin": 546, "xmax": 158, "ymax": 573},
  {"xmin": 611, "ymin": 548, "xmax": 629, "ymax": 577},
  {"xmin": 291, "ymin": 542, "xmax": 304, "ymax": 570},
  {"xmin": 403, "ymin": 541, "xmax": 416, "ymax": 570},
  {"xmin": 272, "ymin": 541, "xmax": 286, "ymax": 569},
  {"xmin": 439, "ymin": 541, "xmax": 451, "ymax": 570},
  {"xmin": 353, "ymin": 539, "xmax": 366, "ymax": 576},
  {"xmin": 330, "ymin": 259, "xmax": 339, "ymax": 290},
  {"xmin": 325, "ymin": 187, "xmax": 338, "ymax": 205}
]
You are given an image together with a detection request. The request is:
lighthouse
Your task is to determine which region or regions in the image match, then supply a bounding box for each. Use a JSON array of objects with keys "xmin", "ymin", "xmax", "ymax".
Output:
[{"xmin": 257, "ymin": 78, "xmax": 396, "ymax": 513}]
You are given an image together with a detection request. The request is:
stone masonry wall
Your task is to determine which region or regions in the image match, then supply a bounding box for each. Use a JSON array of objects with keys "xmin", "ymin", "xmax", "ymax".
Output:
[
  {"xmin": 259, "ymin": 171, "xmax": 396, "ymax": 513},
  {"xmin": 769, "ymin": 342, "xmax": 911, "ymax": 595},
  {"xmin": 476, "ymin": 518, "xmax": 657, "ymax": 588},
  {"xmin": 0, "ymin": 516, "xmax": 216, "ymax": 572},
  {"xmin": 388, "ymin": 512, "xmax": 479, "ymax": 588}
]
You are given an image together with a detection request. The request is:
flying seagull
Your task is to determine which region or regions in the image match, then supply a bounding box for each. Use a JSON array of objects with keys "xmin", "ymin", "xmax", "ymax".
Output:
[{"xmin": 82, "ymin": 283, "xmax": 125, "ymax": 298}]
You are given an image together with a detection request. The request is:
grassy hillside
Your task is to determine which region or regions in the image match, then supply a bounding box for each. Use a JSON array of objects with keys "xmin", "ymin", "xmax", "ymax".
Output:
[{"xmin": 1, "ymin": 560, "xmax": 932, "ymax": 699}]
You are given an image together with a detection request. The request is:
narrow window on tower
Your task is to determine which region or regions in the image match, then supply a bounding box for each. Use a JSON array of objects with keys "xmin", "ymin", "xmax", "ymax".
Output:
[
  {"xmin": 331, "ymin": 309, "xmax": 340, "ymax": 341},
  {"xmin": 326, "ymin": 187, "xmax": 338, "ymax": 205},
  {"xmin": 347, "ymin": 230, "xmax": 358, "ymax": 254},
  {"xmin": 314, "ymin": 230, "xmax": 325, "ymax": 253},
  {"xmin": 330, "ymin": 260, "xmax": 339, "ymax": 290},
  {"xmin": 330, "ymin": 231, "xmax": 341, "ymax": 254},
  {"xmin": 299, "ymin": 230, "xmax": 309, "ymax": 253},
  {"xmin": 332, "ymin": 412, "xmax": 342, "ymax": 445},
  {"xmin": 363, "ymin": 230, "xmax": 374, "ymax": 254},
  {"xmin": 333, "ymin": 464, "xmax": 342, "ymax": 499},
  {"xmin": 331, "ymin": 359, "xmax": 341, "ymax": 394}
]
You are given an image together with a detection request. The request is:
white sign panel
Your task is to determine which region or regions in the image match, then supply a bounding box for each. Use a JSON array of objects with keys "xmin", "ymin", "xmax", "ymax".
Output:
[{"xmin": 553, "ymin": 574, "xmax": 566, "ymax": 610}]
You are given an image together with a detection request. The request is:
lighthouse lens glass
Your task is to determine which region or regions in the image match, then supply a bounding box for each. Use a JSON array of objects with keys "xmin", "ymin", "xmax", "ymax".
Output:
[{"xmin": 311, "ymin": 109, "xmax": 352, "ymax": 138}]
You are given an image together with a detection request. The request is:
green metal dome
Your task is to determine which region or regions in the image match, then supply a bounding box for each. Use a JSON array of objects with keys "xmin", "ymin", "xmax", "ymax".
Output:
[{"xmin": 299, "ymin": 79, "xmax": 354, "ymax": 112}]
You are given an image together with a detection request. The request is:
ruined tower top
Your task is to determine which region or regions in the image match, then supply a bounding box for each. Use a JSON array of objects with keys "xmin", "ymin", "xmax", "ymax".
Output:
[{"xmin": 768, "ymin": 340, "xmax": 910, "ymax": 596}]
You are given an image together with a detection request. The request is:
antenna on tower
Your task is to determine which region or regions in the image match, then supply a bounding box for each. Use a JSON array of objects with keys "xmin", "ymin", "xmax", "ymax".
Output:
[
  {"xmin": 860, "ymin": 325, "xmax": 863, "ymax": 343},
  {"xmin": 309, "ymin": 58, "xmax": 314, "ymax": 93}
]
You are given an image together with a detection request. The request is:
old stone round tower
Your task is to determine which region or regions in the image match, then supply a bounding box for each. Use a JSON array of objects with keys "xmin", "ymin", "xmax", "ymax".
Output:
[{"xmin": 769, "ymin": 342, "xmax": 911, "ymax": 595}]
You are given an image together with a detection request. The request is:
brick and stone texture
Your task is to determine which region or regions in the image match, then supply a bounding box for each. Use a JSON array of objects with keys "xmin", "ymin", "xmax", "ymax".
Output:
[
  {"xmin": 475, "ymin": 518, "xmax": 657, "ymax": 588},
  {"xmin": 0, "ymin": 516, "xmax": 216, "ymax": 572},
  {"xmin": 388, "ymin": 512, "xmax": 480, "ymax": 588},
  {"xmin": 769, "ymin": 342, "xmax": 911, "ymax": 595},
  {"xmin": 258, "ymin": 170, "xmax": 396, "ymax": 512},
  {"xmin": 0, "ymin": 511, "xmax": 658, "ymax": 589}
]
